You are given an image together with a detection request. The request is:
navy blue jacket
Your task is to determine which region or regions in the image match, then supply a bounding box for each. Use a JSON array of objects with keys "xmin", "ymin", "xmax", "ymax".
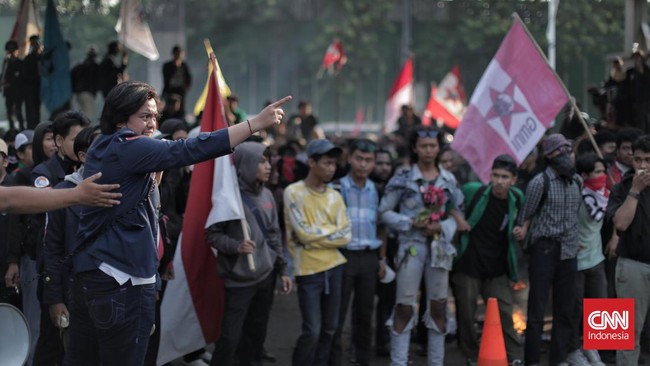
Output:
[
  {"xmin": 43, "ymin": 179, "xmax": 80, "ymax": 305},
  {"xmin": 30, "ymin": 155, "xmax": 72, "ymax": 264},
  {"xmin": 74, "ymin": 128, "xmax": 231, "ymax": 279}
]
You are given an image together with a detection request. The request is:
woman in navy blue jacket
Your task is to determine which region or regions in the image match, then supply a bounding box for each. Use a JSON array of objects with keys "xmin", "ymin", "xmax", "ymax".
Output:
[{"xmin": 65, "ymin": 81, "xmax": 290, "ymax": 366}]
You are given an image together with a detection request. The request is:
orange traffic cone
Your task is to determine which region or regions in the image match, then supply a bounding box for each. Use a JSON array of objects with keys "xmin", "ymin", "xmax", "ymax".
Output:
[{"xmin": 477, "ymin": 297, "xmax": 508, "ymax": 366}]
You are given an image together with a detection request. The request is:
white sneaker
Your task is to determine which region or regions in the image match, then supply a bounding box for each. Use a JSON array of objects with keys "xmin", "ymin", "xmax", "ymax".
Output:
[
  {"xmin": 565, "ymin": 349, "xmax": 592, "ymax": 366},
  {"xmin": 199, "ymin": 351, "xmax": 213, "ymax": 363},
  {"xmin": 582, "ymin": 349, "xmax": 606, "ymax": 366}
]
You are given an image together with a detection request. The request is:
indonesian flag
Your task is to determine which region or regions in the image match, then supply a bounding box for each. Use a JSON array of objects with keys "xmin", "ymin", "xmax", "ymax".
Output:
[
  {"xmin": 385, "ymin": 57, "xmax": 413, "ymax": 132},
  {"xmin": 451, "ymin": 16, "xmax": 568, "ymax": 183},
  {"xmin": 10, "ymin": 0, "xmax": 40, "ymax": 58},
  {"xmin": 158, "ymin": 54, "xmax": 242, "ymax": 364},
  {"xmin": 116, "ymin": 0, "xmax": 160, "ymax": 60},
  {"xmin": 423, "ymin": 66, "xmax": 466, "ymax": 129},
  {"xmin": 320, "ymin": 39, "xmax": 347, "ymax": 75}
]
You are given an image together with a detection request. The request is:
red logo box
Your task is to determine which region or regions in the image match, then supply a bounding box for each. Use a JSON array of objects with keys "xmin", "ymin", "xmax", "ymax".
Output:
[{"xmin": 584, "ymin": 298, "xmax": 634, "ymax": 350}]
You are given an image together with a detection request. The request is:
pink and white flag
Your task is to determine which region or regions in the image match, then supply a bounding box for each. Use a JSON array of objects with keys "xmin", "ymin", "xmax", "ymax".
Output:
[
  {"xmin": 157, "ymin": 54, "xmax": 241, "ymax": 365},
  {"xmin": 384, "ymin": 57, "xmax": 413, "ymax": 132},
  {"xmin": 427, "ymin": 65, "xmax": 466, "ymax": 129},
  {"xmin": 451, "ymin": 17, "xmax": 568, "ymax": 182}
]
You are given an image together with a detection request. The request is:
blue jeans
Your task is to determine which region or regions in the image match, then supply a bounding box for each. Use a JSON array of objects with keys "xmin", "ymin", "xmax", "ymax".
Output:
[
  {"xmin": 293, "ymin": 265, "xmax": 343, "ymax": 366},
  {"xmin": 64, "ymin": 270, "xmax": 156, "ymax": 366},
  {"xmin": 524, "ymin": 238, "xmax": 577, "ymax": 365}
]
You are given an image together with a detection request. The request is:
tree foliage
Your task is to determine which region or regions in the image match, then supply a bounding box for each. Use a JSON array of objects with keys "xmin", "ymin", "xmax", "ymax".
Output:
[{"xmin": 0, "ymin": 0, "xmax": 631, "ymax": 120}]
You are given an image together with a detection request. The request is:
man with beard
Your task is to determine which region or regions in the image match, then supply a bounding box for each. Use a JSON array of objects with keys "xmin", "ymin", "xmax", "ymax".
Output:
[{"xmin": 513, "ymin": 134, "xmax": 582, "ymax": 366}]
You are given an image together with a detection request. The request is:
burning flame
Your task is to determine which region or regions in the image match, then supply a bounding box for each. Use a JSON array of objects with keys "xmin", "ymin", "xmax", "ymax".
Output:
[{"xmin": 512, "ymin": 308, "xmax": 527, "ymax": 335}]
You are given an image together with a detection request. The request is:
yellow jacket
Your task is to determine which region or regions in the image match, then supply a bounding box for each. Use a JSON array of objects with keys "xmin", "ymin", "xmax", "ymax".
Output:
[{"xmin": 284, "ymin": 181, "xmax": 351, "ymax": 276}]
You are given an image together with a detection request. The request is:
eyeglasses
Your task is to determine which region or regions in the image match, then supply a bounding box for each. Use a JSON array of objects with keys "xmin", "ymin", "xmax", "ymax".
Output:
[{"xmin": 417, "ymin": 130, "xmax": 439, "ymax": 139}]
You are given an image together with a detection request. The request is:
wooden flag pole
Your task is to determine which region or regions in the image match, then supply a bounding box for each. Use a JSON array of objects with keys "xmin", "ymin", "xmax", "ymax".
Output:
[{"xmin": 204, "ymin": 39, "xmax": 256, "ymax": 272}]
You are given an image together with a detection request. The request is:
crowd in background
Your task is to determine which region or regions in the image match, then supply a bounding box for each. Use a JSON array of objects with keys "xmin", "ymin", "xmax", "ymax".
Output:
[{"xmin": 3, "ymin": 35, "xmax": 650, "ymax": 366}]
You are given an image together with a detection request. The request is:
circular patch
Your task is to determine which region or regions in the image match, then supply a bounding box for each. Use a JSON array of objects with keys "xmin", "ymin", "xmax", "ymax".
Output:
[{"xmin": 34, "ymin": 176, "xmax": 50, "ymax": 189}]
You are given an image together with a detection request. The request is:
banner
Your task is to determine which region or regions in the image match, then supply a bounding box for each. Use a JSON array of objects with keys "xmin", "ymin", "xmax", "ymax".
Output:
[{"xmin": 451, "ymin": 16, "xmax": 568, "ymax": 182}]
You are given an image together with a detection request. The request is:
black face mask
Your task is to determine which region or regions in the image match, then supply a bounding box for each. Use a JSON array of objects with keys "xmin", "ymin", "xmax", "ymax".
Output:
[{"xmin": 548, "ymin": 153, "xmax": 576, "ymax": 180}]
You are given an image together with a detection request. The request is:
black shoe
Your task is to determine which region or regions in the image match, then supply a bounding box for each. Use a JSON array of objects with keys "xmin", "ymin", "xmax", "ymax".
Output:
[{"xmin": 262, "ymin": 348, "xmax": 276, "ymax": 363}]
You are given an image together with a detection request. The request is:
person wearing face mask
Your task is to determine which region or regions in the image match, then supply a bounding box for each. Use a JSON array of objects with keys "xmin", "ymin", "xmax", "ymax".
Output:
[
  {"xmin": 30, "ymin": 111, "xmax": 89, "ymax": 366},
  {"xmin": 513, "ymin": 133, "xmax": 583, "ymax": 366},
  {"xmin": 564, "ymin": 153, "xmax": 609, "ymax": 366}
]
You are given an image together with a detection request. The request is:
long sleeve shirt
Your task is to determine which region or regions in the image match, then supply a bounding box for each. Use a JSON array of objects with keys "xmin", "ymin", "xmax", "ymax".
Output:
[{"xmin": 284, "ymin": 180, "xmax": 351, "ymax": 276}]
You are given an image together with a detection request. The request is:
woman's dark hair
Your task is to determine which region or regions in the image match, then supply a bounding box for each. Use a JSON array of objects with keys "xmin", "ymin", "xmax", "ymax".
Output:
[
  {"xmin": 407, "ymin": 126, "xmax": 444, "ymax": 164},
  {"xmin": 575, "ymin": 153, "xmax": 605, "ymax": 175},
  {"xmin": 32, "ymin": 121, "xmax": 53, "ymax": 166},
  {"xmin": 99, "ymin": 81, "xmax": 160, "ymax": 134},
  {"xmin": 73, "ymin": 126, "xmax": 101, "ymax": 157}
]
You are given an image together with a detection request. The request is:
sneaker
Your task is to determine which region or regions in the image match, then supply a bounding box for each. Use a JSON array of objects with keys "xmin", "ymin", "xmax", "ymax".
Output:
[
  {"xmin": 199, "ymin": 351, "xmax": 212, "ymax": 363},
  {"xmin": 582, "ymin": 349, "xmax": 605, "ymax": 366},
  {"xmin": 565, "ymin": 349, "xmax": 592, "ymax": 366}
]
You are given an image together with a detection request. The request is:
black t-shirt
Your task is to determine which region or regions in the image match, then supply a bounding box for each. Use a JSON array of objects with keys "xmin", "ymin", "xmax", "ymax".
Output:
[{"xmin": 456, "ymin": 194, "xmax": 510, "ymax": 279}]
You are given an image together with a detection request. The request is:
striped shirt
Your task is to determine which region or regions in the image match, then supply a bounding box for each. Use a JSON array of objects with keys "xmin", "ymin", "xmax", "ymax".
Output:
[
  {"xmin": 338, "ymin": 175, "xmax": 382, "ymax": 251},
  {"xmin": 518, "ymin": 167, "xmax": 581, "ymax": 259}
]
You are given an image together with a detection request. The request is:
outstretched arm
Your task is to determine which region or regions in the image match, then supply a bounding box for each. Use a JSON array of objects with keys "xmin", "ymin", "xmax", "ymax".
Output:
[
  {"xmin": 227, "ymin": 96, "xmax": 291, "ymax": 149},
  {"xmin": 0, "ymin": 173, "xmax": 121, "ymax": 214}
]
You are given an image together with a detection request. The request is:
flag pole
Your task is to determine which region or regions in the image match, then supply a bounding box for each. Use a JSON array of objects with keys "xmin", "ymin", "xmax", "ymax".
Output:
[
  {"xmin": 511, "ymin": 13, "xmax": 604, "ymax": 163},
  {"xmin": 204, "ymin": 39, "xmax": 256, "ymax": 272}
]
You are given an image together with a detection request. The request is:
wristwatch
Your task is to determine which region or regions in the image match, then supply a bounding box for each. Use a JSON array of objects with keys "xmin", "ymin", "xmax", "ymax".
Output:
[{"xmin": 628, "ymin": 191, "xmax": 641, "ymax": 199}]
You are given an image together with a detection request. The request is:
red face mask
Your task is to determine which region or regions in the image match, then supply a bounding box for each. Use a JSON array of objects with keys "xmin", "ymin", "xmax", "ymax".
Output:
[{"xmin": 584, "ymin": 173, "xmax": 607, "ymax": 192}]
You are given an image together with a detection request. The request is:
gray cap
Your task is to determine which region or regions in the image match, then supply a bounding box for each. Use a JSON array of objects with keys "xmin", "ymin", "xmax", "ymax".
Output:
[
  {"xmin": 306, "ymin": 139, "xmax": 342, "ymax": 158},
  {"xmin": 15, "ymin": 130, "xmax": 34, "ymax": 151}
]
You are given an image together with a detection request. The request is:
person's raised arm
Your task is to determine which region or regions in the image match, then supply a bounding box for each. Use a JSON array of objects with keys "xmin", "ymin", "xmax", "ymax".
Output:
[
  {"xmin": 0, "ymin": 173, "xmax": 121, "ymax": 214},
  {"xmin": 227, "ymin": 96, "xmax": 291, "ymax": 149}
]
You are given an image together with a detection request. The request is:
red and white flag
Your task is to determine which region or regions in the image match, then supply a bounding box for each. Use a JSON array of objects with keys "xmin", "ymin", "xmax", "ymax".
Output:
[
  {"xmin": 451, "ymin": 17, "xmax": 568, "ymax": 182},
  {"xmin": 423, "ymin": 66, "xmax": 466, "ymax": 129},
  {"xmin": 116, "ymin": 0, "xmax": 160, "ymax": 60},
  {"xmin": 385, "ymin": 57, "xmax": 413, "ymax": 132},
  {"xmin": 320, "ymin": 39, "xmax": 347, "ymax": 75},
  {"xmin": 158, "ymin": 54, "xmax": 242, "ymax": 364},
  {"xmin": 10, "ymin": 0, "xmax": 40, "ymax": 58},
  {"xmin": 423, "ymin": 85, "xmax": 461, "ymax": 129}
]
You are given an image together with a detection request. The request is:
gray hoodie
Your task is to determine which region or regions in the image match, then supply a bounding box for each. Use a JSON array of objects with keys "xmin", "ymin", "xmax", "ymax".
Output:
[{"xmin": 206, "ymin": 142, "xmax": 287, "ymax": 287}]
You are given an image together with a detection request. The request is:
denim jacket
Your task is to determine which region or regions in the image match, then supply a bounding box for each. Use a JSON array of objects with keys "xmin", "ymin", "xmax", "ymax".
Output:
[{"xmin": 379, "ymin": 165, "xmax": 463, "ymax": 268}]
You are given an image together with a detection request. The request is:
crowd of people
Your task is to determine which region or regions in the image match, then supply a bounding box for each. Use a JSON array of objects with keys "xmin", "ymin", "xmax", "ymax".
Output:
[{"xmin": 3, "ymin": 37, "xmax": 650, "ymax": 366}]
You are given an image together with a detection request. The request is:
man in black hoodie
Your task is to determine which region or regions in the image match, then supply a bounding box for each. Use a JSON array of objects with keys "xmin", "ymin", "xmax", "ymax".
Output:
[{"xmin": 206, "ymin": 141, "xmax": 292, "ymax": 366}]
